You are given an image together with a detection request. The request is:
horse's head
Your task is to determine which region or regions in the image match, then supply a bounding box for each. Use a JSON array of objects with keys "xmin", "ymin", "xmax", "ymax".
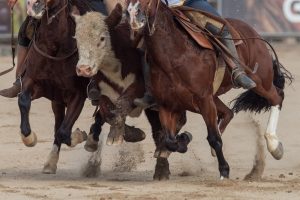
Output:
[
  {"xmin": 26, "ymin": 0, "xmax": 47, "ymax": 19},
  {"xmin": 74, "ymin": 12, "xmax": 111, "ymax": 77},
  {"xmin": 27, "ymin": 0, "xmax": 68, "ymax": 21},
  {"xmin": 126, "ymin": 0, "xmax": 159, "ymax": 35}
]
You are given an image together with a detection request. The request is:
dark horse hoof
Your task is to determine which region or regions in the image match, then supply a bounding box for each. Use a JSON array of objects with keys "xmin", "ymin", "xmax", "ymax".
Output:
[
  {"xmin": 176, "ymin": 131, "xmax": 193, "ymax": 153},
  {"xmin": 219, "ymin": 162, "xmax": 230, "ymax": 179},
  {"xmin": 153, "ymin": 158, "xmax": 170, "ymax": 181},
  {"xmin": 165, "ymin": 137, "xmax": 179, "ymax": 152},
  {"xmin": 124, "ymin": 125, "xmax": 146, "ymax": 143}
]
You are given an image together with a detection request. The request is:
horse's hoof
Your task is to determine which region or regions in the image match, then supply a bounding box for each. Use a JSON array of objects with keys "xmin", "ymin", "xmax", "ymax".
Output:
[
  {"xmin": 176, "ymin": 131, "xmax": 193, "ymax": 153},
  {"xmin": 84, "ymin": 134, "xmax": 98, "ymax": 152},
  {"xmin": 70, "ymin": 128, "xmax": 88, "ymax": 147},
  {"xmin": 165, "ymin": 137, "xmax": 179, "ymax": 152},
  {"xmin": 219, "ymin": 163, "xmax": 230, "ymax": 179},
  {"xmin": 154, "ymin": 149, "xmax": 171, "ymax": 158},
  {"xmin": 153, "ymin": 173, "xmax": 170, "ymax": 181},
  {"xmin": 21, "ymin": 131, "xmax": 37, "ymax": 147},
  {"xmin": 270, "ymin": 142, "xmax": 284, "ymax": 160},
  {"xmin": 124, "ymin": 125, "xmax": 146, "ymax": 143},
  {"xmin": 153, "ymin": 157, "xmax": 170, "ymax": 181}
]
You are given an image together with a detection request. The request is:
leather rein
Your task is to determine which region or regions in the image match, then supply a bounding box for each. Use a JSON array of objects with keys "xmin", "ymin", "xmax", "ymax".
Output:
[{"xmin": 33, "ymin": 0, "xmax": 77, "ymax": 61}]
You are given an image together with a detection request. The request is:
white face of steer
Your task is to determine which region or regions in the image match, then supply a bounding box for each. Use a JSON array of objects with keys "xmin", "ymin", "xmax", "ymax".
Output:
[{"xmin": 74, "ymin": 12, "xmax": 111, "ymax": 77}]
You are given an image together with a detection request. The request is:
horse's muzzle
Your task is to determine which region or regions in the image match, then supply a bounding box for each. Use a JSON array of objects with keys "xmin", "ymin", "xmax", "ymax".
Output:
[{"xmin": 76, "ymin": 65, "xmax": 93, "ymax": 77}]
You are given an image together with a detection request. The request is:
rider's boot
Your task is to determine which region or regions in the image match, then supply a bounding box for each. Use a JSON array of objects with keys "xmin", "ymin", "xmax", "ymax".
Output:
[
  {"xmin": 133, "ymin": 53, "xmax": 155, "ymax": 109},
  {"xmin": 221, "ymin": 28, "xmax": 256, "ymax": 89},
  {"xmin": 0, "ymin": 45, "xmax": 28, "ymax": 98}
]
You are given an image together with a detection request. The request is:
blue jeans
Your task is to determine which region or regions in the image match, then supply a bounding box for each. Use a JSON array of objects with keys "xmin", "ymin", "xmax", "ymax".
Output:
[
  {"xmin": 184, "ymin": 0, "xmax": 220, "ymax": 16},
  {"xmin": 87, "ymin": 0, "xmax": 108, "ymax": 16}
]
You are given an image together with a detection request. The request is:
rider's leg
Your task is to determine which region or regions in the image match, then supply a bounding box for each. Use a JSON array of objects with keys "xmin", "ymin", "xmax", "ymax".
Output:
[
  {"xmin": 184, "ymin": 0, "xmax": 256, "ymax": 89},
  {"xmin": 86, "ymin": 0, "xmax": 108, "ymax": 15},
  {"xmin": 0, "ymin": 17, "xmax": 31, "ymax": 98},
  {"xmin": 220, "ymin": 27, "xmax": 256, "ymax": 89},
  {"xmin": 133, "ymin": 52, "xmax": 155, "ymax": 109},
  {"xmin": 206, "ymin": 24, "xmax": 256, "ymax": 89},
  {"xmin": 184, "ymin": 0, "xmax": 220, "ymax": 16}
]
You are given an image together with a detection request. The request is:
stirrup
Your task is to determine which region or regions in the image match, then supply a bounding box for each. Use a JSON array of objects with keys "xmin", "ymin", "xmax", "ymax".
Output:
[{"xmin": 232, "ymin": 69, "xmax": 256, "ymax": 90}]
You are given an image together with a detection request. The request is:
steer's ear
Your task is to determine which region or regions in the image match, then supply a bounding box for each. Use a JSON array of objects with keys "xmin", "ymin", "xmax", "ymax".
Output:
[{"xmin": 105, "ymin": 3, "xmax": 123, "ymax": 29}]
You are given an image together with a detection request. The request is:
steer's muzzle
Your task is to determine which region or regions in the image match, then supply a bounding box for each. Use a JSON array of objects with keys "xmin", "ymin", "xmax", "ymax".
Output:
[{"xmin": 76, "ymin": 65, "xmax": 93, "ymax": 77}]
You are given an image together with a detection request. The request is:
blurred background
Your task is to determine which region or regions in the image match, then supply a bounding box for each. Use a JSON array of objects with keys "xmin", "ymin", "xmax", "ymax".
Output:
[{"xmin": 0, "ymin": 0, "xmax": 300, "ymax": 41}]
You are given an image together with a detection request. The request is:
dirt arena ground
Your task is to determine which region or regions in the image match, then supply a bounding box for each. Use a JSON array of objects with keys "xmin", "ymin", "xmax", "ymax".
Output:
[{"xmin": 0, "ymin": 42, "xmax": 299, "ymax": 200}]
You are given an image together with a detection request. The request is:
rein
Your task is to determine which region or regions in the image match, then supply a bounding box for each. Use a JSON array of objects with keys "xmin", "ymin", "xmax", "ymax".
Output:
[
  {"xmin": 33, "ymin": 35, "xmax": 77, "ymax": 61},
  {"xmin": 45, "ymin": 0, "xmax": 69, "ymax": 25},
  {"xmin": 33, "ymin": 0, "xmax": 78, "ymax": 61},
  {"xmin": 146, "ymin": 0, "xmax": 160, "ymax": 36}
]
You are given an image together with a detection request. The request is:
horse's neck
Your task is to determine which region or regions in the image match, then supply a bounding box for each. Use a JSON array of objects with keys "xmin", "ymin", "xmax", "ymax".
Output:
[{"xmin": 147, "ymin": 5, "xmax": 179, "ymax": 43}]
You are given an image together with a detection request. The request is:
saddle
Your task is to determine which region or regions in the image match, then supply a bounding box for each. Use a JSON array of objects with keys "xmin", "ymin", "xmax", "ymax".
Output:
[{"xmin": 171, "ymin": 7, "xmax": 243, "ymax": 94}]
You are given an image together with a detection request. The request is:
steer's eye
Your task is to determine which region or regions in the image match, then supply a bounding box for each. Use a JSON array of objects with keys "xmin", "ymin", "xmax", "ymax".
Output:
[{"xmin": 100, "ymin": 37, "xmax": 105, "ymax": 42}]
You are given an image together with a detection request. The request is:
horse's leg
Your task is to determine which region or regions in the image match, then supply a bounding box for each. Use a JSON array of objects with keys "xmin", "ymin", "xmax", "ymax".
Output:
[
  {"xmin": 144, "ymin": 108, "xmax": 171, "ymax": 180},
  {"xmin": 18, "ymin": 77, "xmax": 37, "ymax": 147},
  {"xmin": 43, "ymin": 101, "xmax": 65, "ymax": 174},
  {"xmin": 57, "ymin": 93, "xmax": 87, "ymax": 146},
  {"xmin": 200, "ymin": 96, "xmax": 230, "ymax": 178},
  {"xmin": 159, "ymin": 107, "xmax": 192, "ymax": 154},
  {"xmin": 85, "ymin": 111, "xmax": 105, "ymax": 152},
  {"xmin": 215, "ymin": 97, "xmax": 234, "ymax": 134},
  {"xmin": 253, "ymin": 83, "xmax": 284, "ymax": 160}
]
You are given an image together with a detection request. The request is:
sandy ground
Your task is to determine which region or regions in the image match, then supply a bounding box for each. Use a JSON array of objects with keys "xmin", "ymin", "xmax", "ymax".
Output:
[{"xmin": 0, "ymin": 42, "xmax": 300, "ymax": 200}]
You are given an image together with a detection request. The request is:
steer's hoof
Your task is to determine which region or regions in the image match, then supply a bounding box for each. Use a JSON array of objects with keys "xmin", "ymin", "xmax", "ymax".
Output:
[
  {"xmin": 106, "ymin": 125, "xmax": 124, "ymax": 146},
  {"xmin": 124, "ymin": 125, "xmax": 146, "ymax": 143},
  {"xmin": 106, "ymin": 134, "xmax": 124, "ymax": 146},
  {"xmin": 70, "ymin": 128, "xmax": 88, "ymax": 147},
  {"xmin": 84, "ymin": 134, "xmax": 98, "ymax": 152},
  {"xmin": 21, "ymin": 131, "xmax": 37, "ymax": 147},
  {"xmin": 270, "ymin": 142, "xmax": 284, "ymax": 160},
  {"xmin": 42, "ymin": 151, "xmax": 59, "ymax": 174}
]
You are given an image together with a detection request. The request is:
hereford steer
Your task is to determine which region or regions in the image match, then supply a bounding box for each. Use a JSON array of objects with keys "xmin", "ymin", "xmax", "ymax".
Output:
[{"xmin": 74, "ymin": 5, "xmax": 146, "ymax": 146}]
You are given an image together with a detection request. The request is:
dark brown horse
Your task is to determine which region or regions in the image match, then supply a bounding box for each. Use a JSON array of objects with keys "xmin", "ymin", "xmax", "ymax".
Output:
[
  {"xmin": 126, "ymin": 0, "xmax": 292, "ymax": 178},
  {"xmin": 17, "ymin": 0, "xmax": 96, "ymax": 174},
  {"xmin": 74, "ymin": 4, "xmax": 189, "ymax": 180}
]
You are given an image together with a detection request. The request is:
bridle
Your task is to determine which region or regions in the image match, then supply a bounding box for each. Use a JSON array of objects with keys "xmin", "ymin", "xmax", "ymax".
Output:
[
  {"xmin": 45, "ymin": 0, "xmax": 69, "ymax": 25},
  {"xmin": 33, "ymin": 0, "xmax": 77, "ymax": 61}
]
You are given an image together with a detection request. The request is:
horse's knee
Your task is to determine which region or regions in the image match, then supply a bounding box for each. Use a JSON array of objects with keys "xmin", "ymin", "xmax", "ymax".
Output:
[
  {"xmin": 165, "ymin": 134, "xmax": 178, "ymax": 152},
  {"xmin": 57, "ymin": 127, "xmax": 71, "ymax": 146}
]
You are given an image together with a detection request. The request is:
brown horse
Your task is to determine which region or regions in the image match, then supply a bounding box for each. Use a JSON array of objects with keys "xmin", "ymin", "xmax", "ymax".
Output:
[
  {"xmin": 16, "ymin": 0, "xmax": 97, "ymax": 174},
  {"xmin": 74, "ymin": 4, "xmax": 189, "ymax": 180},
  {"xmin": 126, "ymin": 0, "xmax": 292, "ymax": 178}
]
